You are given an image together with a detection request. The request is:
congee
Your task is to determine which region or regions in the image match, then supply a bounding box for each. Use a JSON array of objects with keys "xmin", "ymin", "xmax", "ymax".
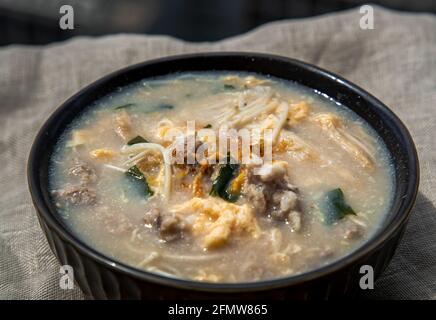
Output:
[{"xmin": 49, "ymin": 72, "xmax": 394, "ymax": 282}]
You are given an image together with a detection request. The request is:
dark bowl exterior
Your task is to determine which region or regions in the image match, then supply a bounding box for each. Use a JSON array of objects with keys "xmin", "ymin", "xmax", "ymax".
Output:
[
  {"xmin": 36, "ymin": 209, "xmax": 406, "ymax": 299},
  {"xmin": 28, "ymin": 53, "xmax": 419, "ymax": 299}
]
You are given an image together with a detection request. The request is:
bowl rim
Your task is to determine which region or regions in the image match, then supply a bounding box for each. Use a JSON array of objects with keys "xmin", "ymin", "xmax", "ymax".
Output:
[{"xmin": 27, "ymin": 52, "xmax": 419, "ymax": 293}]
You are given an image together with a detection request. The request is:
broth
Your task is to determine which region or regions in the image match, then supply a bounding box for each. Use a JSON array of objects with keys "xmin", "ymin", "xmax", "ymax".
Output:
[{"xmin": 49, "ymin": 72, "xmax": 394, "ymax": 282}]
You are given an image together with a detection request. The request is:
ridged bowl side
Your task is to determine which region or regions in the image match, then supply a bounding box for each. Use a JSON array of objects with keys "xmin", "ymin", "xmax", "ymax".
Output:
[{"xmin": 35, "ymin": 204, "xmax": 407, "ymax": 299}]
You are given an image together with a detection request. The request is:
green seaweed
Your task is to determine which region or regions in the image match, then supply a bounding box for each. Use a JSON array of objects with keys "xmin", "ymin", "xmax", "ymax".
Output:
[
  {"xmin": 125, "ymin": 165, "xmax": 153, "ymax": 198},
  {"xmin": 127, "ymin": 135, "xmax": 148, "ymax": 145},
  {"xmin": 209, "ymin": 156, "xmax": 240, "ymax": 202},
  {"xmin": 321, "ymin": 188, "xmax": 356, "ymax": 225},
  {"xmin": 115, "ymin": 103, "xmax": 135, "ymax": 110}
]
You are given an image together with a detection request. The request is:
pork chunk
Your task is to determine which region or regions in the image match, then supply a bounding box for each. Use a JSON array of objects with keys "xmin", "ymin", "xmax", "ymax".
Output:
[
  {"xmin": 68, "ymin": 159, "xmax": 96, "ymax": 184},
  {"xmin": 342, "ymin": 219, "xmax": 364, "ymax": 240},
  {"xmin": 160, "ymin": 214, "xmax": 186, "ymax": 242},
  {"xmin": 244, "ymin": 184, "xmax": 267, "ymax": 215},
  {"xmin": 144, "ymin": 208, "xmax": 186, "ymax": 242},
  {"xmin": 270, "ymin": 190, "xmax": 299, "ymax": 220},
  {"xmin": 53, "ymin": 185, "xmax": 96, "ymax": 206}
]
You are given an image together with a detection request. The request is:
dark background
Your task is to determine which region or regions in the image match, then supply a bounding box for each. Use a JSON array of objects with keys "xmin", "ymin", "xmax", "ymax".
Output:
[{"xmin": 1, "ymin": 0, "xmax": 435, "ymax": 45}]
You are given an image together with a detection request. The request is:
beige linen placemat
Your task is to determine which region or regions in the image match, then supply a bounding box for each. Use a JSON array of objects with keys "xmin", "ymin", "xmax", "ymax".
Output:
[{"xmin": 0, "ymin": 6, "xmax": 435, "ymax": 299}]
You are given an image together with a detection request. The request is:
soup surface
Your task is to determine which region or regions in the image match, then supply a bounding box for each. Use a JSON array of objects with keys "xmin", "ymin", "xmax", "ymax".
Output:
[{"xmin": 49, "ymin": 72, "xmax": 394, "ymax": 282}]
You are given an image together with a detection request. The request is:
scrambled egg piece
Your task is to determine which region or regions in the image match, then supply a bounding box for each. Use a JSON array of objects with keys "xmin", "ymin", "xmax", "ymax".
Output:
[
  {"xmin": 137, "ymin": 153, "xmax": 162, "ymax": 171},
  {"xmin": 274, "ymin": 138, "xmax": 295, "ymax": 153},
  {"xmin": 313, "ymin": 112, "xmax": 341, "ymax": 128},
  {"xmin": 172, "ymin": 197, "xmax": 260, "ymax": 249},
  {"xmin": 191, "ymin": 164, "xmax": 209, "ymax": 197},
  {"xmin": 273, "ymin": 131, "xmax": 319, "ymax": 161},
  {"xmin": 157, "ymin": 124, "xmax": 172, "ymax": 141},
  {"xmin": 67, "ymin": 129, "xmax": 93, "ymax": 147},
  {"xmin": 89, "ymin": 148, "xmax": 115, "ymax": 161},
  {"xmin": 273, "ymin": 137, "xmax": 314, "ymax": 161},
  {"xmin": 229, "ymin": 168, "xmax": 246, "ymax": 194},
  {"xmin": 222, "ymin": 75, "xmax": 268, "ymax": 88},
  {"xmin": 288, "ymin": 101, "xmax": 310, "ymax": 125}
]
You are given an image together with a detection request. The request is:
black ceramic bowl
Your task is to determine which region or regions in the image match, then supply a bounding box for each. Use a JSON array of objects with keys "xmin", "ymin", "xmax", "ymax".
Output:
[{"xmin": 28, "ymin": 53, "xmax": 419, "ymax": 299}]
